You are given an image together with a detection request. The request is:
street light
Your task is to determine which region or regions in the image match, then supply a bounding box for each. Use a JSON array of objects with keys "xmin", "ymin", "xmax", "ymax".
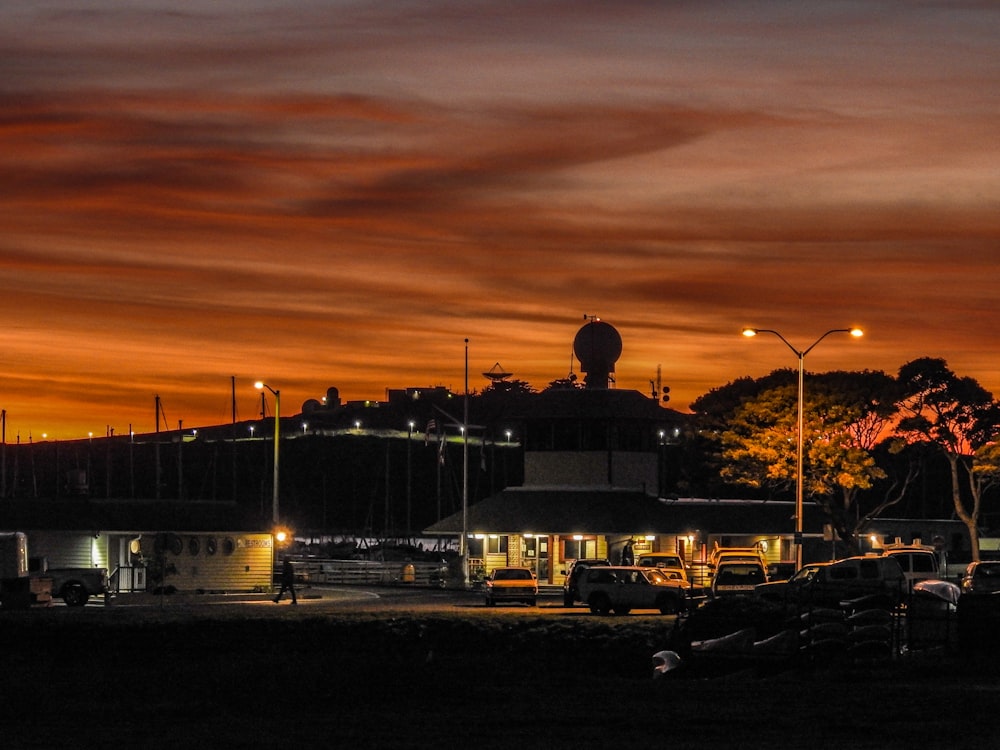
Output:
[
  {"xmin": 406, "ymin": 420, "xmax": 415, "ymax": 539},
  {"xmin": 742, "ymin": 326, "xmax": 863, "ymax": 568},
  {"xmin": 254, "ymin": 381, "xmax": 281, "ymax": 525}
]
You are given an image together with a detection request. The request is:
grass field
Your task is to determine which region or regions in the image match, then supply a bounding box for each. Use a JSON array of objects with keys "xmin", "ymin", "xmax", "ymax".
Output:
[{"xmin": 2, "ymin": 605, "xmax": 998, "ymax": 749}]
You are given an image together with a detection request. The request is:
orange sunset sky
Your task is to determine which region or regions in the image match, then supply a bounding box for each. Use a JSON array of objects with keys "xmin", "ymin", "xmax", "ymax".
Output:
[{"xmin": 2, "ymin": 1, "xmax": 999, "ymax": 439}]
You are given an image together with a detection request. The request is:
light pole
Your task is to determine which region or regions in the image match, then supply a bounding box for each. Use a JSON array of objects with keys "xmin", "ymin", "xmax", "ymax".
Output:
[
  {"xmin": 254, "ymin": 381, "xmax": 281, "ymax": 525},
  {"xmin": 406, "ymin": 420, "xmax": 414, "ymax": 540},
  {"xmin": 742, "ymin": 327, "xmax": 863, "ymax": 569},
  {"xmin": 462, "ymin": 338, "xmax": 470, "ymax": 588}
]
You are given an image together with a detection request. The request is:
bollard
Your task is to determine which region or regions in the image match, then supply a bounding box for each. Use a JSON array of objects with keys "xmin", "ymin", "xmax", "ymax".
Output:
[{"xmin": 401, "ymin": 562, "xmax": 416, "ymax": 584}]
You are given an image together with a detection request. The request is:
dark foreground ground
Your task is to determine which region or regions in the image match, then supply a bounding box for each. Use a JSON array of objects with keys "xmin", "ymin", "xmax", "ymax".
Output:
[{"xmin": 3, "ymin": 604, "xmax": 999, "ymax": 750}]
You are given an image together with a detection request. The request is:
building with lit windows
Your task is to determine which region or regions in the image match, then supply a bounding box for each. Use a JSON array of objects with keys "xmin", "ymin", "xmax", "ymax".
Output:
[{"xmin": 425, "ymin": 319, "xmax": 826, "ymax": 586}]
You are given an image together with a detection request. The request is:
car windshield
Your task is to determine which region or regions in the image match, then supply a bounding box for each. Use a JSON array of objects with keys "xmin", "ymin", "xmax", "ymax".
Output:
[
  {"xmin": 715, "ymin": 565, "xmax": 764, "ymax": 584},
  {"xmin": 975, "ymin": 564, "xmax": 1000, "ymax": 580},
  {"xmin": 644, "ymin": 569, "xmax": 671, "ymax": 585},
  {"xmin": 493, "ymin": 568, "xmax": 531, "ymax": 581},
  {"xmin": 639, "ymin": 556, "xmax": 682, "ymax": 568},
  {"xmin": 791, "ymin": 565, "xmax": 823, "ymax": 582}
]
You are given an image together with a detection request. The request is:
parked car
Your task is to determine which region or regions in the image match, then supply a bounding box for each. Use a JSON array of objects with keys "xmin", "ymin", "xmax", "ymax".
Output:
[
  {"xmin": 47, "ymin": 567, "xmax": 109, "ymax": 607},
  {"xmin": 754, "ymin": 562, "xmax": 829, "ymax": 603},
  {"xmin": 881, "ymin": 546, "xmax": 939, "ymax": 590},
  {"xmin": 961, "ymin": 561, "xmax": 1000, "ymax": 594},
  {"xmin": 711, "ymin": 559, "xmax": 767, "ymax": 597},
  {"xmin": 767, "ymin": 561, "xmax": 798, "ymax": 582},
  {"xmin": 709, "ymin": 545, "xmax": 768, "ymax": 570},
  {"xmin": 576, "ymin": 565, "xmax": 689, "ymax": 615},
  {"xmin": 779, "ymin": 555, "xmax": 906, "ymax": 608},
  {"xmin": 483, "ymin": 566, "xmax": 537, "ymax": 607},
  {"xmin": 635, "ymin": 553, "xmax": 690, "ymax": 584},
  {"xmin": 561, "ymin": 557, "xmax": 611, "ymax": 606}
]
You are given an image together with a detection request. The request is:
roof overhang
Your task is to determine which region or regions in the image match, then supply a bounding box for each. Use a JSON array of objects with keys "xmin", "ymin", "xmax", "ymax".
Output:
[{"xmin": 424, "ymin": 488, "xmax": 815, "ymax": 537}]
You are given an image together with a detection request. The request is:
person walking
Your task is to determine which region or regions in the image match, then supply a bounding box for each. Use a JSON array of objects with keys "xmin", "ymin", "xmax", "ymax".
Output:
[
  {"xmin": 274, "ymin": 556, "xmax": 298, "ymax": 604},
  {"xmin": 620, "ymin": 539, "xmax": 635, "ymax": 566}
]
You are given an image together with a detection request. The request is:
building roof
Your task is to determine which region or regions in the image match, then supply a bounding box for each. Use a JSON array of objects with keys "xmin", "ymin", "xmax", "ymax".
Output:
[
  {"xmin": 516, "ymin": 387, "xmax": 681, "ymax": 421},
  {"xmin": 424, "ymin": 488, "xmax": 817, "ymax": 537}
]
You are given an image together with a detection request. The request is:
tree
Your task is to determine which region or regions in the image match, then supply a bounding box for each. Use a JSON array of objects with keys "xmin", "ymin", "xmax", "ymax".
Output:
[
  {"xmin": 714, "ymin": 370, "xmax": 900, "ymax": 553},
  {"xmin": 972, "ymin": 442, "xmax": 1000, "ymax": 515},
  {"xmin": 896, "ymin": 357, "xmax": 1000, "ymax": 562},
  {"xmin": 815, "ymin": 371, "xmax": 920, "ymax": 539},
  {"xmin": 543, "ymin": 376, "xmax": 584, "ymax": 391},
  {"xmin": 689, "ymin": 370, "xmax": 798, "ymax": 499},
  {"xmin": 690, "ymin": 371, "xmax": 797, "ymax": 427},
  {"xmin": 480, "ymin": 378, "xmax": 535, "ymax": 397}
]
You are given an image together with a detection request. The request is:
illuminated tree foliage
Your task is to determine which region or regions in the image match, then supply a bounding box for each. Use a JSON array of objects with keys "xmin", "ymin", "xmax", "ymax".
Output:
[
  {"xmin": 973, "ymin": 442, "xmax": 1000, "ymax": 501},
  {"xmin": 716, "ymin": 370, "xmax": 900, "ymax": 553},
  {"xmin": 896, "ymin": 357, "xmax": 1000, "ymax": 562}
]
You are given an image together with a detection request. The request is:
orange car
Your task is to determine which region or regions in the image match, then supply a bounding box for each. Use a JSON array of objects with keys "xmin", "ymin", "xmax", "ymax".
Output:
[{"xmin": 484, "ymin": 566, "xmax": 538, "ymax": 607}]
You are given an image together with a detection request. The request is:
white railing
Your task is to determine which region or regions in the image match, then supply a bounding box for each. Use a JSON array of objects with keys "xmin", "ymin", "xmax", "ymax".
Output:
[
  {"xmin": 109, "ymin": 565, "xmax": 147, "ymax": 593},
  {"xmin": 293, "ymin": 559, "xmax": 449, "ymax": 587}
]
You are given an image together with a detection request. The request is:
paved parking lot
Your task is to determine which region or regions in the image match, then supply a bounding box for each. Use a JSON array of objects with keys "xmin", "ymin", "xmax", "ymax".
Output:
[{"xmin": 100, "ymin": 583, "xmax": 581, "ymax": 615}]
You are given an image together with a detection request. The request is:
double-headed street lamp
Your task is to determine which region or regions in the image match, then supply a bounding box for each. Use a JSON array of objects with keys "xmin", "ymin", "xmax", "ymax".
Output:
[
  {"xmin": 254, "ymin": 381, "xmax": 281, "ymax": 525},
  {"xmin": 742, "ymin": 327, "xmax": 863, "ymax": 569}
]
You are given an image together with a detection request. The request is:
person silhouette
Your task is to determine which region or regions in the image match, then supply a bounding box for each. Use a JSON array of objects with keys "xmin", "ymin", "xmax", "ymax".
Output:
[
  {"xmin": 274, "ymin": 556, "xmax": 298, "ymax": 604},
  {"xmin": 620, "ymin": 540, "xmax": 635, "ymax": 566}
]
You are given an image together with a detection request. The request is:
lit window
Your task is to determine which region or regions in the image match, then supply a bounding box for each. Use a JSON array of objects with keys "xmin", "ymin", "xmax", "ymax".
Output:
[{"xmin": 487, "ymin": 535, "xmax": 508, "ymax": 554}]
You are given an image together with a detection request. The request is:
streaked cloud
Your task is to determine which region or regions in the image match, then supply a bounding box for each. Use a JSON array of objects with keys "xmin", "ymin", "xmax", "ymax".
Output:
[{"xmin": 0, "ymin": 1, "xmax": 998, "ymax": 437}]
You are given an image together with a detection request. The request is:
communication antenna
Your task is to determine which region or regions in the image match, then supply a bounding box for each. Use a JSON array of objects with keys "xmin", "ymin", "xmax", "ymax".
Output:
[{"xmin": 482, "ymin": 362, "xmax": 512, "ymax": 383}]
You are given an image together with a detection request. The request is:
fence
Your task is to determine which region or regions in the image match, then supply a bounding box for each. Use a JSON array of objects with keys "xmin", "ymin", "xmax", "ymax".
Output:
[
  {"xmin": 293, "ymin": 559, "xmax": 449, "ymax": 588},
  {"xmin": 109, "ymin": 565, "xmax": 146, "ymax": 593}
]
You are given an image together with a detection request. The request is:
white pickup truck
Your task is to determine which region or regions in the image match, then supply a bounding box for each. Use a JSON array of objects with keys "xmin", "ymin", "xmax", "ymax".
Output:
[
  {"xmin": 45, "ymin": 566, "xmax": 110, "ymax": 607},
  {"xmin": 1, "ymin": 532, "xmax": 109, "ymax": 608},
  {"xmin": 576, "ymin": 565, "xmax": 690, "ymax": 615}
]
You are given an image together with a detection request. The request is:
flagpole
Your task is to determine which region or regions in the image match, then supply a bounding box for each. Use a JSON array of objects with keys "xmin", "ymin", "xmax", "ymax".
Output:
[{"xmin": 462, "ymin": 338, "xmax": 470, "ymax": 588}]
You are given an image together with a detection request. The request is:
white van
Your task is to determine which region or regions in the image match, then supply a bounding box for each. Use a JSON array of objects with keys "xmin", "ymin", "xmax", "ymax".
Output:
[{"xmin": 881, "ymin": 546, "xmax": 939, "ymax": 589}]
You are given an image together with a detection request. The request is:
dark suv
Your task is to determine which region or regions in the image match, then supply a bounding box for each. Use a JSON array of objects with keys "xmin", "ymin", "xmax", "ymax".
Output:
[
  {"xmin": 764, "ymin": 555, "xmax": 906, "ymax": 608},
  {"xmin": 562, "ymin": 558, "xmax": 610, "ymax": 606},
  {"xmin": 961, "ymin": 561, "xmax": 1000, "ymax": 594}
]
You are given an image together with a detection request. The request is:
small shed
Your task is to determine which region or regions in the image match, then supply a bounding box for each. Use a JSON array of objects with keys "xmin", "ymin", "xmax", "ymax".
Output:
[
  {"xmin": 2, "ymin": 499, "xmax": 274, "ymax": 594},
  {"xmin": 137, "ymin": 532, "xmax": 273, "ymax": 593}
]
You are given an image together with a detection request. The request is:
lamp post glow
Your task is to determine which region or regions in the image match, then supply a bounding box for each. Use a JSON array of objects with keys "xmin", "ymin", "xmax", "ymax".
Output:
[
  {"xmin": 742, "ymin": 327, "xmax": 863, "ymax": 568},
  {"xmin": 254, "ymin": 381, "xmax": 281, "ymax": 525}
]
